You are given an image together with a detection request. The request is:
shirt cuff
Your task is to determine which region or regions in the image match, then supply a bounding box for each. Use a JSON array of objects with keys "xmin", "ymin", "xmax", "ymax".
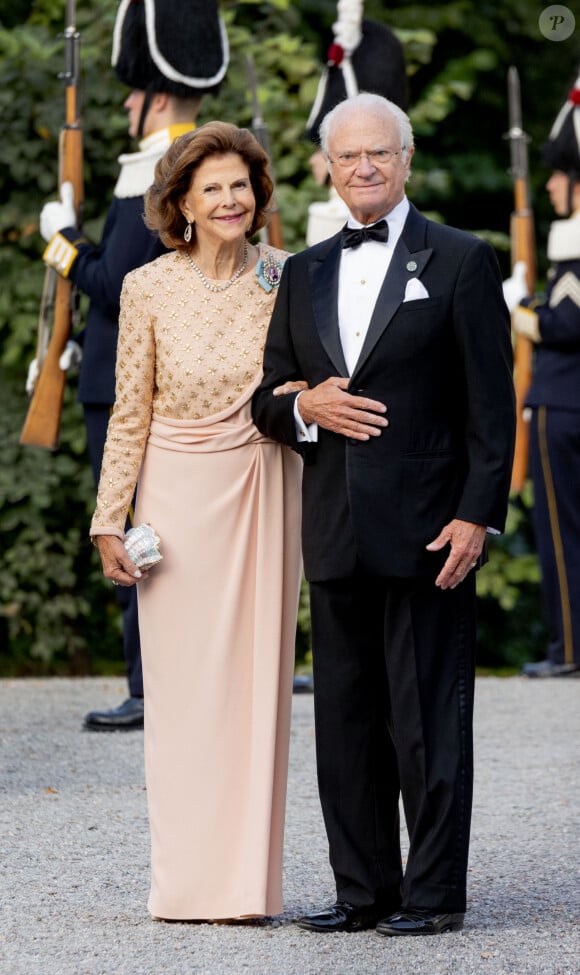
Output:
[{"xmin": 294, "ymin": 391, "xmax": 318, "ymax": 442}]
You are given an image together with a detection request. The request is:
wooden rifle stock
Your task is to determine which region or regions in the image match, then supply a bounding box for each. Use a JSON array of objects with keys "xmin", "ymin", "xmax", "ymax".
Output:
[
  {"xmin": 510, "ymin": 182, "xmax": 536, "ymax": 492},
  {"xmin": 20, "ymin": 2, "xmax": 83, "ymax": 449},
  {"xmin": 506, "ymin": 67, "xmax": 536, "ymax": 492},
  {"xmin": 264, "ymin": 201, "xmax": 284, "ymax": 250},
  {"xmin": 245, "ymin": 55, "xmax": 284, "ymax": 249}
]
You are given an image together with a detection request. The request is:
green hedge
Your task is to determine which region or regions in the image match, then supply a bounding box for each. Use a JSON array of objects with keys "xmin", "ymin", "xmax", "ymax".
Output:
[
  {"xmin": 0, "ymin": 368, "xmax": 125, "ymax": 675},
  {"xmin": 3, "ymin": 0, "xmax": 569, "ymax": 675},
  {"xmin": 0, "ymin": 353, "xmax": 546, "ymax": 676}
]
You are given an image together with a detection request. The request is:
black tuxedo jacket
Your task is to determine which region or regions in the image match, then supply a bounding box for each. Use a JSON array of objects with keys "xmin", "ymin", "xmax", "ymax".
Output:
[{"xmin": 252, "ymin": 204, "xmax": 516, "ymax": 581}]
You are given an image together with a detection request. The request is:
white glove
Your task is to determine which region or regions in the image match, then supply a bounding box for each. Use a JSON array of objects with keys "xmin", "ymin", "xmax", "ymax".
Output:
[
  {"xmin": 59, "ymin": 339, "xmax": 82, "ymax": 372},
  {"xmin": 513, "ymin": 305, "xmax": 541, "ymax": 343},
  {"xmin": 25, "ymin": 339, "xmax": 82, "ymax": 396},
  {"xmin": 25, "ymin": 358, "xmax": 39, "ymax": 396},
  {"xmin": 39, "ymin": 181, "xmax": 76, "ymax": 242},
  {"xmin": 502, "ymin": 260, "xmax": 529, "ymax": 313}
]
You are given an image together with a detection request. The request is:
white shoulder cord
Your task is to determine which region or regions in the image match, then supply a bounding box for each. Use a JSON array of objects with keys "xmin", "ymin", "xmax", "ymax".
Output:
[{"xmin": 306, "ymin": 0, "xmax": 364, "ymax": 134}]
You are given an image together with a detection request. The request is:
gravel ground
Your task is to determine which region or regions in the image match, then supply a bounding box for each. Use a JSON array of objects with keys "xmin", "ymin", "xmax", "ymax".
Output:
[{"xmin": 0, "ymin": 675, "xmax": 578, "ymax": 975}]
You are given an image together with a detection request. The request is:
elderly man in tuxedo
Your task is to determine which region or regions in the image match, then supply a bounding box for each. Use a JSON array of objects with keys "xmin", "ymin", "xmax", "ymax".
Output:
[{"xmin": 252, "ymin": 93, "xmax": 515, "ymax": 937}]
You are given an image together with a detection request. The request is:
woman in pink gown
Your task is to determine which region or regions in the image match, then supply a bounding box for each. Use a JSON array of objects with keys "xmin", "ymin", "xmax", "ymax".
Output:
[{"xmin": 90, "ymin": 122, "xmax": 303, "ymax": 921}]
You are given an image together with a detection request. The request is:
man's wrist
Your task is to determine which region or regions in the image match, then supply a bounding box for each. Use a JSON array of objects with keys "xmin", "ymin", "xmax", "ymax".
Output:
[
  {"xmin": 298, "ymin": 388, "xmax": 321, "ymax": 426},
  {"xmin": 294, "ymin": 391, "xmax": 318, "ymax": 442}
]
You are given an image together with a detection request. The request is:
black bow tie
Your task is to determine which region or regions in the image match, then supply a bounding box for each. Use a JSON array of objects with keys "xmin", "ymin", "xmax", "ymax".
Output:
[{"xmin": 341, "ymin": 220, "xmax": 389, "ymax": 249}]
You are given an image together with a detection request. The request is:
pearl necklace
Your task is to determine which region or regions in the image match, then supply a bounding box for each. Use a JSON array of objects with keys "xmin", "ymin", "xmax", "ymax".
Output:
[{"xmin": 186, "ymin": 242, "xmax": 249, "ymax": 293}]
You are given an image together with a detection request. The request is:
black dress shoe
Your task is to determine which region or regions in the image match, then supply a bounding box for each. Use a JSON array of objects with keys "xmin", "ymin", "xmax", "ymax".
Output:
[
  {"xmin": 296, "ymin": 901, "xmax": 384, "ymax": 933},
  {"xmin": 521, "ymin": 658, "xmax": 580, "ymax": 678},
  {"xmin": 83, "ymin": 696, "xmax": 144, "ymax": 731},
  {"xmin": 376, "ymin": 909, "xmax": 464, "ymax": 936}
]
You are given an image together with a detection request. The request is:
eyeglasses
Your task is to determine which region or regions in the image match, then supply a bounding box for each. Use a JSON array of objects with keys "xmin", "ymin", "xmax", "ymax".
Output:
[{"xmin": 329, "ymin": 148, "xmax": 404, "ymax": 169}]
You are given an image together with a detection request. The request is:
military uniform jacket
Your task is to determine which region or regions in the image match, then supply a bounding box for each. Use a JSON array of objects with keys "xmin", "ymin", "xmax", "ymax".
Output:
[{"xmin": 525, "ymin": 211, "xmax": 580, "ymax": 412}]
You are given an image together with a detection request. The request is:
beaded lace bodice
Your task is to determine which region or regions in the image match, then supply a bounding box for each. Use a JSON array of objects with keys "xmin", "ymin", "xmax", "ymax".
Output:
[{"xmin": 91, "ymin": 244, "xmax": 287, "ymax": 534}]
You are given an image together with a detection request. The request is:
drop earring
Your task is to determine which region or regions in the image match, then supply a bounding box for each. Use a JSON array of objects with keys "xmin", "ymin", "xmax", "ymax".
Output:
[{"xmin": 183, "ymin": 221, "xmax": 193, "ymax": 244}]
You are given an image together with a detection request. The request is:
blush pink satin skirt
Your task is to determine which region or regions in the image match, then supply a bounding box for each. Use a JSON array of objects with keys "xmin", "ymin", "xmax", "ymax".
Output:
[{"xmin": 135, "ymin": 402, "xmax": 303, "ymax": 920}]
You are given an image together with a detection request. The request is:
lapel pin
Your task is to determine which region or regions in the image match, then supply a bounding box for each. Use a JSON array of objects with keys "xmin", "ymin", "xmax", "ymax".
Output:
[{"xmin": 406, "ymin": 260, "xmax": 418, "ymax": 272}]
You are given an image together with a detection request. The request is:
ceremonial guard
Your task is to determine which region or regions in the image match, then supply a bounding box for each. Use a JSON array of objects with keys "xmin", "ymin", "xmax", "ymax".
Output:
[
  {"xmin": 510, "ymin": 71, "xmax": 580, "ymax": 677},
  {"xmin": 35, "ymin": 0, "xmax": 229, "ymax": 727},
  {"xmin": 305, "ymin": 1, "xmax": 408, "ymax": 246}
]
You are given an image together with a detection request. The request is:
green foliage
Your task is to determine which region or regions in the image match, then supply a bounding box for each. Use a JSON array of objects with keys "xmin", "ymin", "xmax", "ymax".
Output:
[
  {"xmin": 382, "ymin": 0, "xmax": 579, "ymax": 275},
  {"xmin": 0, "ymin": 368, "xmax": 125, "ymax": 675},
  {"xmin": 476, "ymin": 490, "xmax": 546, "ymax": 669},
  {"xmin": 2, "ymin": 0, "xmax": 575, "ymax": 673},
  {"xmin": 295, "ymin": 577, "xmax": 313, "ymax": 673},
  {"xmin": 202, "ymin": 1, "xmax": 323, "ymax": 251}
]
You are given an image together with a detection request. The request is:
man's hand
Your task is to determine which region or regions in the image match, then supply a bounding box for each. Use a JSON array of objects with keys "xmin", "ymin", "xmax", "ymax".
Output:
[
  {"xmin": 59, "ymin": 339, "xmax": 83, "ymax": 372},
  {"xmin": 297, "ymin": 377, "xmax": 388, "ymax": 441},
  {"xmin": 39, "ymin": 181, "xmax": 76, "ymax": 242},
  {"xmin": 512, "ymin": 306, "xmax": 541, "ymax": 343},
  {"xmin": 426, "ymin": 519, "xmax": 486, "ymax": 590},
  {"xmin": 94, "ymin": 535, "xmax": 148, "ymax": 588},
  {"xmin": 25, "ymin": 359, "xmax": 40, "ymax": 397},
  {"xmin": 25, "ymin": 339, "xmax": 83, "ymax": 397},
  {"xmin": 502, "ymin": 260, "xmax": 529, "ymax": 313}
]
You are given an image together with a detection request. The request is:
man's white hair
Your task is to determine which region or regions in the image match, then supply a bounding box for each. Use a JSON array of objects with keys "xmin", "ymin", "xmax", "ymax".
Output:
[{"xmin": 320, "ymin": 91, "xmax": 414, "ymax": 163}]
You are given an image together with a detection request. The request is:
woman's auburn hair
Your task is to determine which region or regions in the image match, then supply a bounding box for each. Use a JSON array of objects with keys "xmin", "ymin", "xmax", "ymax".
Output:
[{"xmin": 144, "ymin": 121, "xmax": 274, "ymax": 249}]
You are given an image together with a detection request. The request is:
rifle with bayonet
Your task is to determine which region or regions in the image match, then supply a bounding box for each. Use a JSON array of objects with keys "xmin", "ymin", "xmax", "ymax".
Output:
[
  {"xmin": 246, "ymin": 54, "xmax": 284, "ymax": 249},
  {"xmin": 506, "ymin": 65, "xmax": 536, "ymax": 492},
  {"xmin": 20, "ymin": 0, "xmax": 83, "ymax": 450}
]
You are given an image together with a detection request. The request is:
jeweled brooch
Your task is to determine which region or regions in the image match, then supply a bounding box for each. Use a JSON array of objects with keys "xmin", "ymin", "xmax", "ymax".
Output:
[{"xmin": 256, "ymin": 254, "xmax": 285, "ymax": 293}]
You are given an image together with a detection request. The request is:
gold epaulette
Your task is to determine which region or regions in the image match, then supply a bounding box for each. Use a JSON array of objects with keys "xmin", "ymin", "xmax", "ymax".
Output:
[{"xmin": 42, "ymin": 232, "xmax": 85, "ymax": 277}]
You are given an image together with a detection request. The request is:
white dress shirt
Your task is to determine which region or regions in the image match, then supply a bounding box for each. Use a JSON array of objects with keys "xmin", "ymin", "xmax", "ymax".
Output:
[
  {"xmin": 338, "ymin": 196, "xmax": 409, "ymax": 374},
  {"xmin": 295, "ymin": 197, "xmax": 410, "ymax": 441}
]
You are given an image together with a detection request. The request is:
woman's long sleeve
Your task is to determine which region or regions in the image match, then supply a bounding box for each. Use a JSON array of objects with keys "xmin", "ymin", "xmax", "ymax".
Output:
[{"xmin": 90, "ymin": 271, "xmax": 155, "ymax": 538}]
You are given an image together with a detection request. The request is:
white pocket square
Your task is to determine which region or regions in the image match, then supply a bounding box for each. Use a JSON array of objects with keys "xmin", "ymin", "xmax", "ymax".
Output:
[{"xmin": 403, "ymin": 277, "xmax": 430, "ymax": 301}]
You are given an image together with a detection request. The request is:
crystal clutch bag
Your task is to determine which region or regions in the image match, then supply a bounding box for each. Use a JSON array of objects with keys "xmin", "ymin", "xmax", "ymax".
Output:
[{"xmin": 124, "ymin": 523, "xmax": 163, "ymax": 569}]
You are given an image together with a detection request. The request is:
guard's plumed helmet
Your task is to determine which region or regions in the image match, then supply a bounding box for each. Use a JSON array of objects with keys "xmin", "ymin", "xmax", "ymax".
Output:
[
  {"xmin": 541, "ymin": 70, "xmax": 580, "ymax": 183},
  {"xmin": 112, "ymin": 0, "xmax": 229, "ymax": 98},
  {"xmin": 306, "ymin": 15, "xmax": 409, "ymax": 145}
]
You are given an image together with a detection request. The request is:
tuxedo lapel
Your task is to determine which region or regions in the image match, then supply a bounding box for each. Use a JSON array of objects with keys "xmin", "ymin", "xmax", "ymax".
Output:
[
  {"xmin": 351, "ymin": 205, "xmax": 433, "ymax": 382},
  {"xmin": 309, "ymin": 237, "xmax": 349, "ymax": 377}
]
